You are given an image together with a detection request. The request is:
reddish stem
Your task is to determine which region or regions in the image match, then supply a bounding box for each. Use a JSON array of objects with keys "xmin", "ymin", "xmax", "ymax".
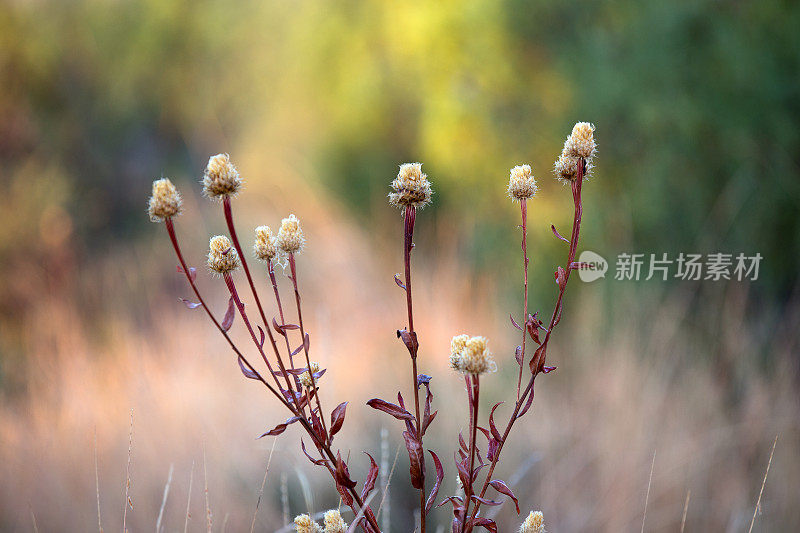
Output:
[
  {"xmin": 516, "ymin": 199, "xmax": 529, "ymax": 401},
  {"xmin": 222, "ymin": 197, "xmax": 299, "ymax": 401},
  {"xmin": 460, "ymin": 375, "xmax": 480, "ymax": 533},
  {"xmin": 288, "ymin": 253, "xmax": 329, "ymax": 439},
  {"xmin": 467, "ymin": 159, "xmax": 585, "ymax": 523},
  {"xmin": 403, "ymin": 205, "xmax": 427, "ymax": 532}
]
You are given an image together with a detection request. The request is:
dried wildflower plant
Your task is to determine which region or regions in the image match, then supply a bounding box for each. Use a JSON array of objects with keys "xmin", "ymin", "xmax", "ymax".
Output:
[{"xmin": 150, "ymin": 122, "xmax": 595, "ymax": 532}]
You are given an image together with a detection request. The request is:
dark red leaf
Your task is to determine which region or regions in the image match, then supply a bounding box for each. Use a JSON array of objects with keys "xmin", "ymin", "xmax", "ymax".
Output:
[
  {"xmin": 436, "ymin": 496, "xmax": 464, "ymax": 511},
  {"xmin": 300, "ymin": 439, "xmax": 326, "ymax": 466},
  {"xmin": 257, "ymin": 416, "xmax": 301, "ymax": 438},
  {"xmin": 366, "ymin": 399, "xmax": 415, "ymax": 421},
  {"xmin": 555, "ymin": 266, "xmax": 567, "ymax": 290},
  {"xmin": 425, "ymin": 450, "xmax": 444, "ymax": 513},
  {"xmin": 569, "ymin": 261, "xmax": 589, "ymax": 270},
  {"xmin": 551, "ymin": 224, "xmax": 570, "ymax": 244},
  {"xmin": 529, "ymin": 346, "xmax": 544, "ymax": 373},
  {"xmin": 361, "ymin": 452, "xmax": 379, "ymax": 500},
  {"xmin": 542, "ymin": 365, "xmax": 557, "ymax": 374},
  {"xmin": 291, "ymin": 344, "xmax": 304, "ymax": 356},
  {"xmin": 510, "ymin": 314, "xmax": 522, "ymax": 331},
  {"xmin": 488, "ymin": 479, "xmax": 520, "ymax": 513},
  {"xmin": 329, "ymin": 402, "xmax": 348, "ymax": 439},
  {"xmin": 237, "ymin": 357, "xmax": 260, "ymax": 380},
  {"xmin": 455, "ymin": 452, "xmax": 470, "ymax": 490},
  {"xmin": 470, "ymin": 495, "xmax": 502, "ymax": 506},
  {"xmin": 334, "ymin": 451, "xmax": 357, "ymax": 489},
  {"xmin": 489, "ymin": 402, "xmax": 504, "ymax": 442},
  {"xmin": 177, "ymin": 265, "xmax": 197, "ymax": 282},
  {"xmin": 517, "ymin": 389, "xmax": 535, "ymax": 419},
  {"xmin": 303, "ymin": 333, "xmax": 310, "ymax": 353},
  {"xmin": 417, "ymin": 374, "xmax": 432, "ymax": 387},
  {"xmin": 180, "ymin": 298, "xmax": 201, "ymax": 309},
  {"xmin": 396, "ymin": 328, "xmax": 418, "ymax": 355},
  {"xmin": 487, "ymin": 438, "xmax": 500, "ymax": 461},
  {"xmin": 459, "ymin": 432, "xmax": 468, "ymax": 453},
  {"xmin": 403, "ymin": 431, "xmax": 424, "ymax": 490},
  {"xmin": 472, "ymin": 517, "xmax": 497, "ymax": 532},
  {"xmin": 221, "ymin": 296, "xmax": 235, "ymax": 331},
  {"xmin": 257, "ymin": 326, "xmax": 265, "ymax": 348},
  {"xmin": 394, "ymin": 274, "xmax": 406, "ymax": 290},
  {"xmin": 423, "ymin": 410, "xmax": 438, "ymax": 434}
]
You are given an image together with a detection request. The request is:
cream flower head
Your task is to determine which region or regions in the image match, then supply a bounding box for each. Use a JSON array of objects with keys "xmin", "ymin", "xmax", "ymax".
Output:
[
  {"xmin": 276, "ymin": 214, "xmax": 305, "ymax": 255},
  {"xmin": 388, "ymin": 162, "xmax": 433, "ymax": 209},
  {"xmin": 207, "ymin": 235, "xmax": 240, "ymax": 275},
  {"xmin": 323, "ymin": 509, "xmax": 347, "ymax": 533},
  {"xmin": 300, "ymin": 362, "xmax": 321, "ymax": 389},
  {"xmin": 507, "ymin": 164, "xmax": 538, "ymax": 201},
  {"xmin": 148, "ymin": 178, "xmax": 182, "ymax": 221},
  {"xmin": 449, "ymin": 335, "xmax": 495, "ymax": 375},
  {"xmin": 202, "ymin": 153, "xmax": 242, "ymax": 199},
  {"xmin": 554, "ymin": 122, "xmax": 596, "ymax": 184},
  {"xmin": 519, "ymin": 510, "xmax": 545, "ymax": 533},
  {"xmin": 293, "ymin": 514, "xmax": 322, "ymax": 533},
  {"xmin": 253, "ymin": 225, "xmax": 279, "ymax": 262}
]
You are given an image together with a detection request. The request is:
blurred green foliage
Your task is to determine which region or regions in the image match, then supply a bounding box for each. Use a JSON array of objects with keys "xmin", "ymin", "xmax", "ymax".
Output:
[{"xmin": 1, "ymin": 0, "xmax": 798, "ymax": 312}]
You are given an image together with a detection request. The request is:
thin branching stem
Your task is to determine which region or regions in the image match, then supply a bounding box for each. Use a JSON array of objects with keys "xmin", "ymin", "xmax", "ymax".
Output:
[
  {"xmin": 403, "ymin": 205, "xmax": 427, "ymax": 532},
  {"xmin": 288, "ymin": 254, "xmax": 329, "ymax": 440},
  {"xmin": 468, "ymin": 160, "xmax": 585, "ymax": 523},
  {"xmin": 222, "ymin": 197, "xmax": 298, "ymax": 396},
  {"xmin": 460, "ymin": 375, "xmax": 480, "ymax": 533},
  {"xmin": 516, "ymin": 198, "xmax": 529, "ymax": 401},
  {"xmin": 164, "ymin": 218, "xmax": 283, "ymax": 404}
]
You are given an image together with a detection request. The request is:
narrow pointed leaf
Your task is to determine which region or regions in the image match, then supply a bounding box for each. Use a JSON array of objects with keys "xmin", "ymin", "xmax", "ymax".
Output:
[
  {"xmin": 329, "ymin": 401, "xmax": 348, "ymax": 438},
  {"xmin": 361, "ymin": 452, "xmax": 379, "ymax": 500},
  {"xmin": 488, "ymin": 479, "xmax": 520, "ymax": 513},
  {"xmin": 237, "ymin": 357, "xmax": 259, "ymax": 380},
  {"xmin": 221, "ymin": 296, "xmax": 235, "ymax": 331},
  {"xmin": 425, "ymin": 450, "xmax": 444, "ymax": 513},
  {"xmin": 180, "ymin": 298, "xmax": 201, "ymax": 309}
]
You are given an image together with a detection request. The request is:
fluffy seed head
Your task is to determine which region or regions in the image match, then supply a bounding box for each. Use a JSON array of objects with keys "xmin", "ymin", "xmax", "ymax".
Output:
[
  {"xmin": 323, "ymin": 510, "xmax": 347, "ymax": 533},
  {"xmin": 294, "ymin": 514, "xmax": 322, "ymax": 533},
  {"xmin": 554, "ymin": 122, "xmax": 596, "ymax": 183},
  {"xmin": 207, "ymin": 235, "xmax": 240, "ymax": 275},
  {"xmin": 276, "ymin": 214, "xmax": 305, "ymax": 254},
  {"xmin": 253, "ymin": 225, "xmax": 279, "ymax": 262},
  {"xmin": 300, "ymin": 362, "xmax": 321, "ymax": 389},
  {"xmin": 565, "ymin": 122, "xmax": 596, "ymax": 160},
  {"xmin": 148, "ymin": 178, "xmax": 182, "ymax": 221},
  {"xmin": 507, "ymin": 164, "xmax": 538, "ymax": 201},
  {"xmin": 202, "ymin": 153, "xmax": 242, "ymax": 198},
  {"xmin": 520, "ymin": 511, "xmax": 545, "ymax": 533},
  {"xmin": 449, "ymin": 335, "xmax": 495, "ymax": 375},
  {"xmin": 389, "ymin": 162, "xmax": 433, "ymax": 209}
]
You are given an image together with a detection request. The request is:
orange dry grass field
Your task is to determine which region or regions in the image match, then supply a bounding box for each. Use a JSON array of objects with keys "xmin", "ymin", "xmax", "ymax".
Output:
[{"xmin": 1, "ymin": 192, "xmax": 798, "ymax": 532}]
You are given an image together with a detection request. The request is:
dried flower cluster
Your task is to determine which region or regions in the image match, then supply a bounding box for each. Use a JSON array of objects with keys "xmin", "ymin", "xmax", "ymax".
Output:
[
  {"xmin": 276, "ymin": 213, "xmax": 305, "ymax": 254},
  {"xmin": 507, "ymin": 164, "xmax": 538, "ymax": 201},
  {"xmin": 207, "ymin": 235, "xmax": 239, "ymax": 275},
  {"xmin": 294, "ymin": 514, "xmax": 323, "ymax": 533},
  {"xmin": 449, "ymin": 335, "xmax": 495, "ymax": 375},
  {"xmin": 300, "ymin": 361, "xmax": 321, "ymax": 389},
  {"xmin": 554, "ymin": 122, "xmax": 596, "ymax": 183},
  {"xmin": 148, "ymin": 178, "xmax": 182, "ymax": 221},
  {"xmin": 253, "ymin": 225, "xmax": 278, "ymax": 262},
  {"xmin": 150, "ymin": 122, "xmax": 595, "ymax": 532},
  {"xmin": 203, "ymin": 153, "xmax": 242, "ymax": 198},
  {"xmin": 388, "ymin": 162, "xmax": 432, "ymax": 209},
  {"xmin": 519, "ymin": 511, "xmax": 545, "ymax": 533},
  {"xmin": 324, "ymin": 509, "xmax": 348, "ymax": 533}
]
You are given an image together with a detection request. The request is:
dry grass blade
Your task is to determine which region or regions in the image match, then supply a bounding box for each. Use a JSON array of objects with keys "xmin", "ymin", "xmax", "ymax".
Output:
[
  {"xmin": 95, "ymin": 428, "xmax": 103, "ymax": 533},
  {"xmin": 748, "ymin": 435, "xmax": 778, "ymax": 533},
  {"xmin": 156, "ymin": 464, "xmax": 174, "ymax": 533},
  {"xmin": 641, "ymin": 450, "xmax": 656, "ymax": 533},
  {"xmin": 203, "ymin": 445, "xmax": 212, "ymax": 533},
  {"xmin": 377, "ymin": 442, "xmax": 402, "ymax": 519},
  {"xmin": 30, "ymin": 505, "xmax": 39, "ymax": 533},
  {"xmin": 123, "ymin": 409, "xmax": 134, "ymax": 533},
  {"xmin": 184, "ymin": 460, "xmax": 195, "ymax": 533},
  {"xmin": 250, "ymin": 439, "xmax": 277, "ymax": 533},
  {"xmin": 680, "ymin": 489, "xmax": 691, "ymax": 533},
  {"xmin": 345, "ymin": 491, "xmax": 378, "ymax": 533}
]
